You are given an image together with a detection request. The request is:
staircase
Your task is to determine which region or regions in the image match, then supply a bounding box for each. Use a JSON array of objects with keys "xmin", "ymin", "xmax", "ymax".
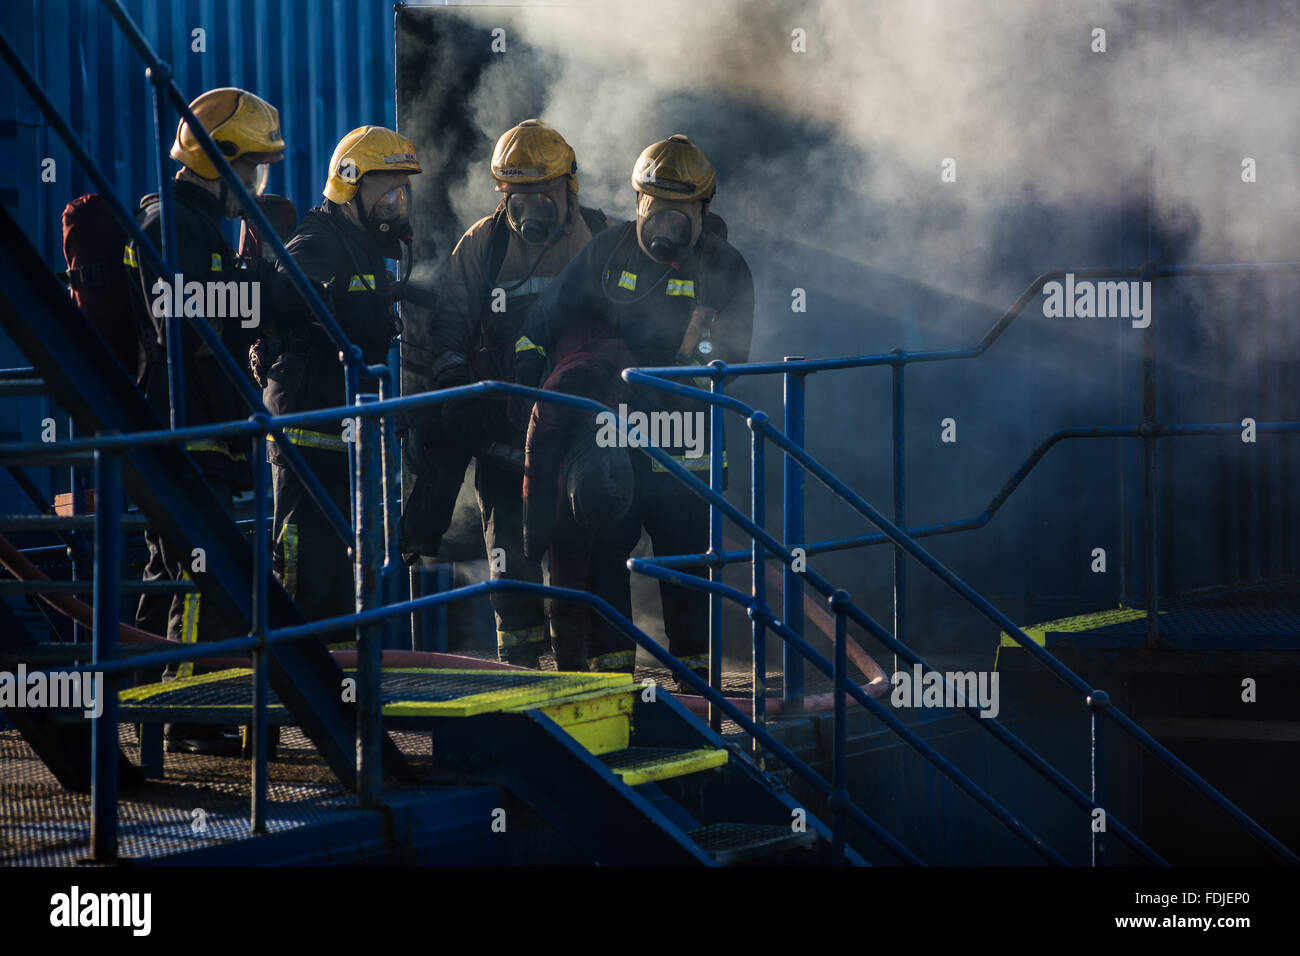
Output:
[{"xmin": 104, "ymin": 666, "xmax": 852, "ymax": 866}]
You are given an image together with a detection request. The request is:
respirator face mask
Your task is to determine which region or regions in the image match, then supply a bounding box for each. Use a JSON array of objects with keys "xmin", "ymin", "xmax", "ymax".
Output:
[
  {"xmin": 506, "ymin": 192, "xmax": 561, "ymax": 246},
  {"xmin": 365, "ymin": 183, "xmax": 412, "ymax": 258},
  {"xmin": 250, "ymin": 162, "xmax": 269, "ymax": 196},
  {"xmin": 639, "ymin": 208, "xmax": 692, "ymax": 264}
]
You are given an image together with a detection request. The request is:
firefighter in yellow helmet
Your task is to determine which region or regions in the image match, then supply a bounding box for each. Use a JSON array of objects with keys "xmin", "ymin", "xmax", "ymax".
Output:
[
  {"xmin": 514, "ymin": 134, "xmax": 753, "ymax": 680},
  {"xmin": 400, "ymin": 119, "xmax": 609, "ymax": 667},
  {"xmin": 124, "ymin": 88, "xmax": 286, "ymax": 754},
  {"xmin": 260, "ymin": 127, "xmax": 422, "ymax": 642}
]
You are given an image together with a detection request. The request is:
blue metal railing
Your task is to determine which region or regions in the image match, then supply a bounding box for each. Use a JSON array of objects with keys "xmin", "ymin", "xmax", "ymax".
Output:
[
  {"xmin": 7, "ymin": 377, "xmax": 1295, "ymax": 865},
  {"xmin": 0, "ymin": 2, "xmax": 408, "ymax": 558},
  {"xmin": 0, "ymin": 383, "xmax": 927, "ymax": 865},
  {"xmin": 3, "ymin": 0, "xmax": 1296, "ymax": 866},
  {"xmin": 619, "ymin": 360, "xmax": 1299, "ymax": 866}
]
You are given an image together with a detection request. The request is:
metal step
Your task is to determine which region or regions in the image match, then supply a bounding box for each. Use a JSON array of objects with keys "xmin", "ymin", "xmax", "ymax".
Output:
[
  {"xmin": 598, "ymin": 746, "xmax": 728, "ymax": 786},
  {"xmin": 510, "ymin": 686, "xmax": 636, "ymax": 755},
  {"xmin": 686, "ymin": 822, "xmax": 820, "ymax": 865}
]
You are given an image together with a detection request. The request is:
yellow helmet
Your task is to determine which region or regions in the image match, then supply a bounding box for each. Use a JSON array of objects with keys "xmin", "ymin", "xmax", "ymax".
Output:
[
  {"xmin": 324, "ymin": 126, "xmax": 422, "ymax": 204},
  {"xmin": 491, "ymin": 119, "xmax": 578, "ymax": 194},
  {"xmin": 171, "ymin": 88, "xmax": 284, "ymax": 180},
  {"xmin": 631, "ymin": 134, "xmax": 715, "ymax": 203}
]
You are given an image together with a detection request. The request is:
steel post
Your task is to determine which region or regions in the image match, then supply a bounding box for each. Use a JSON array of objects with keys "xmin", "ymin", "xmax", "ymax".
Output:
[
  {"xmin": 355, "ymin": 395, "xmax": 383, "ymax": 806},
  {"xmin": 90, "ymin": 449, "xmax": 121, "ymax": 861},
  {"xmin": 708, "ymin": 373, "xmax": 725, "ymax": 731},
  {"xmin": 892, "ymin": 357, "xmax": 907, "ymax": 673},
  {"xmin": 1089, "ymin": 690, "xmax": 1110, "ymax": 866},
  {"xmin": 149, "ymin": 68, "xmax": 182, "ymax": 429},
  {"xmin": 250, "ymin": 431, "xmax": 270, "ymax": 833},
  {"xmin": 750, "ymin": 412, "xmax": 768, "ymax": 767},
  {"xmin": 831, "ymin": 590, "xmax": 851, "ymax": 866},
  {"xmin": 782, "ymin": 358, "xmax": 806, "ymax": 712}
]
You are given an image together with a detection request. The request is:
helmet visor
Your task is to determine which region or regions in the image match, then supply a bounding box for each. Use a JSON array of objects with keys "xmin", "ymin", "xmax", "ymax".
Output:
[{"xmin": 371, "ymin": 184, "xmax": 411, "ymax": 223}]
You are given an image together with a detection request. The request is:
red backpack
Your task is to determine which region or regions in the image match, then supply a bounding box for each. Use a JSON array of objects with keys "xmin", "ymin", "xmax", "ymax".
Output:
[{"xmin": 60, "ymin": 194, "xmax": 153, "ymax": 381}]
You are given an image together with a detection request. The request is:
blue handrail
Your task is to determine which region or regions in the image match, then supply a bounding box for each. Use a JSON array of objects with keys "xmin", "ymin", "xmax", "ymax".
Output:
[
  {"xmin": 622, "ymin": 365, "xmax": 1299, "ymax": 865},
  {"xmin": 5, "ymin": 0, "xmax": 1296, "ymax": 867},
  {"xmin": 5, "ymin": 379, "xmax": 1252, "ymax": 866}
]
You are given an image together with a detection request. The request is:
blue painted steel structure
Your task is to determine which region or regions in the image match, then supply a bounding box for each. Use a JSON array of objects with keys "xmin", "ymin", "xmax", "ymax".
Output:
[{"xmin": 0, "ymin": 0, "xmax": 1297, "ymax": 866}]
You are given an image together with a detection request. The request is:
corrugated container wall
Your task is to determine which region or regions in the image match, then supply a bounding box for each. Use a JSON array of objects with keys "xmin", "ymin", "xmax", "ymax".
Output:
[{"xmin": 0, "ymin": 0, "xmax": 396, "ymax": 504}]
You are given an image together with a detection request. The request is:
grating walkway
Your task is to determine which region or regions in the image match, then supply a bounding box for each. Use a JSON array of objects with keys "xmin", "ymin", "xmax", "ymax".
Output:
[
  {"xmin": 999, "ymin": 578, "xmax": 1300, "ymax": 651},
  {"xmin": 0, "ymin": 725, "xmax": 437, "ymax": 866},
  {"xmin": 118, "ymin": 667, "xmax": 633, "ymax": 723}
]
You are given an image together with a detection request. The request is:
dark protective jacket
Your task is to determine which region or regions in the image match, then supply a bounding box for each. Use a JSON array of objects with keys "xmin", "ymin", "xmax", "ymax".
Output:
[
  {"xmin": 416, "ymin": 197, "xmax": 609, "ymax": 386},
  {"xmin": 522, "ymin": 335, "xmax": 638, "ymax": 558},
  {"xmin": 125, "ymin": 179, "xmax": 262, "ymax": 489},
  {"xmin": 263, "ymin": 203, "xmax": 398, "ymax": 456},
  {"xmin": 515, "ymin": 220, "xmax": 754, "ymax": 488},
  {"xmin": 396, "ymin": 199, "xmax": 609, "ymax": 560}
]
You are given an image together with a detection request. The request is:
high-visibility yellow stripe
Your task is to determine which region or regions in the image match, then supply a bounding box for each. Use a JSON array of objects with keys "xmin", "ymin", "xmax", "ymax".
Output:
[
  {"xmin": 347, "ymin": 273, "xmax": 377, "ymax": 292},
  {"xmin": 179, "ymin": 571, "xmax": 199, "ymax": 679},
  {"xmin": 184, "ymin": 440, "xmax": 248, "ymax": 461},
  {"xmin": 997, "ymin": 607, "xmax": 1156, "ymax": 648},
  {"xmin": 282, "ymin": 523, "xmax": 298, "ymax": 599},
  {"xmin": 511, "ymin": 689, "xmax": 636, "ymax": 755},
  {"xmin": 497, "ymin": 625, "xmax": 547, "ymax": 651},
  {"xmin": 589, "ymin": 649, "xmax": 635, "ymax": 672},
  {"xmin": 380, "ymin": 670, "xmax": 634, "ymax": 718},
  {"xmin": 210, "ymin": 253, "xmax": 223, "ymax": 272},
  {"xmin": 618, "ymin": 270, "xmax": 637, "ymax": 291},
  {"xmin": 650, "ymin": 450, "xmax": 727, "ymax": 473},
  {"xmin": 677, "ymin": 654, "xmax": 709, "ymax": 671},
  {"xmin": 607, "ymin": 747, "xmax": 728, "ymax": 786},
  {"xmin": 665, "ymin": 278, "xmax": 695, "ymax": 297},
  {"xmin": 515, "ymin": 335, "xmax": 546, "ymax": 356},
  {"xmin": 267, "ymin": 428, "xmax": 349, "ymax": 452},
  {"xmin": 119, "ymin": 667, "xmax": 251, "ymax": 702},
  {"xmin": 123, "ymin": 245, "xmax": 139, "ymax": 268},
  {"xmin": 501, "ymin": 276, "xmax": 552, "ymax": 299}
]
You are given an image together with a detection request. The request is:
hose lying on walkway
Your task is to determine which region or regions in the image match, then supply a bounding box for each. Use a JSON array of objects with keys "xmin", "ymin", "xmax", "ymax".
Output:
[
  {"xmin": 1, "ymin": 532, "xmax": 522, "ymax": 672},
  {"xmin": 0, "ymin": 530, "xmax": 250, "ymax": 669}
]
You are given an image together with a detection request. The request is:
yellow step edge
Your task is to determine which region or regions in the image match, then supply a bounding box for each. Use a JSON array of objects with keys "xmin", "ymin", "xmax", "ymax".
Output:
[
  {"xmin": 610, "ymin": 748, "xmax": 729, "ymax": 786},
  {"xmin": 998, "ymin": 608, "xmax": 1166, "ymax": 647},
  {"xmin": 118, "ymin": 667, "xmax": 251, "ymax": 701},
  {"xmin": 509, "ymin": 688, "xmax": 637, "ymax": 756},
  {"xmin": 383, "ymin": 671, "xmax": 635, "ymax": 718},
  {"xmin": 562, "ymin": 714, "xmax": 630, "ymax": 755}
]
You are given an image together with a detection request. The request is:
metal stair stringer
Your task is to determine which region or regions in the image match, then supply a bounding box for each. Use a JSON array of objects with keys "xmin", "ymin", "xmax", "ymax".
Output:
[
  {"xmin": 0, "ymin": 203, "xmax": 411, "ymax": 790},
  {"xmin": 633, "ymin": 689, "xmax": 870, "ymax": 866},
  {"xmin": 430, "ymin": 708, "xmax": 718, "ymax": 865}
]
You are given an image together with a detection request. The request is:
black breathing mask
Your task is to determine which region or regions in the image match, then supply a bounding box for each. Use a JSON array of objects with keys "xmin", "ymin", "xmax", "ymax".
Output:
[
  {"xmin": 639, "ymin": 208, "xmax": 692, "ymax": 264},
  {"xmin": 363, "ymin": 183, "xmax": 412, "ymax": 258},
  {"xmin": 506, "ymin": 192, "xmax": 561, "ymax": 246}
]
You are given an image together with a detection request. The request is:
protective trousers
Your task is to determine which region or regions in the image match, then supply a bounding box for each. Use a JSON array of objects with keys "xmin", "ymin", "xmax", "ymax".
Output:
[
  {"xmin": 135, "ymin": 476, "xmax": 240, "ymax": 680},
  {"xmin": 549, "ymin": 488, "xmax": 710, "ymax": 674},
  {"xmin": 270, "ymin": 441, "xmax": 354, "ymax": 642},
  {"xmin": 476, "ymin": 458, "xmax": 547, "ymax": 665}
]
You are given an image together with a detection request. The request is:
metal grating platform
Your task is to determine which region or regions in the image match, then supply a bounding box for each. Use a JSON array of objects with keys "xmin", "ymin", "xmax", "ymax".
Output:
[
  {"xmin": 686, "ymin": 822, "xmax": 818, "ymax": 864},
  {"xmin": 999, "ymin": 579, "xmax": 1300, "ymax": 651},
  {"xmin": 118, "ymin": 667, "xmax": 634, "ymax": 723},
  {"xmin": 598, "ymin": 746, "xmax": 729, "ymax": 785},
  {"xmin": 0, "ymin": 725, "xmax": 438, "ymax": 865}
]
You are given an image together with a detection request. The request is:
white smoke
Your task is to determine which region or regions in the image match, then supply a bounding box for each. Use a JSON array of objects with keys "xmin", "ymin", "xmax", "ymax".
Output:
[{"xmin": 427, "ymin": 0, "xmax": 1299, "ymax": 309}]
